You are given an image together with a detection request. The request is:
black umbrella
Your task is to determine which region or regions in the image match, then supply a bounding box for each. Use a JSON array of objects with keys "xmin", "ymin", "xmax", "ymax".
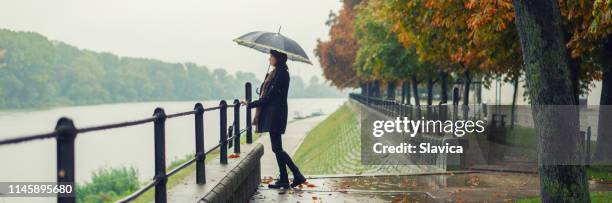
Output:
[{"xmin": 233, "ymin": 29, "xmax": 312, "ymax": 65}]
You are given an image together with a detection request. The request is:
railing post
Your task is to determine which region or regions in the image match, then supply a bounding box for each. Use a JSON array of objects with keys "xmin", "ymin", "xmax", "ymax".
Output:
[
  {"xmin": 228, "ymin": 126, "xmax": 233, "ymax": 149},
  {"xmin": 56, "ymin": 117, "xmax": 76, "ymax": 203},
  {"xmin": 194, "ymin": 103, "xmax": 205, "ymax": 184},
  {"xmin": 366, "ymin": 82, "xmax": 370, "ymax": 104},
  {"xmin": 233, "ymin": 99, "xmax": 241, "ymax": 153},
  {"xmin": 245, "ymin": 82, "xmax": 253, "ymax": 144},
  {"xmin": 153, "ymin": 108, "xmax": 167, "ymax": 203},
  {"xmin": 219, "ymin": 100, "xmax": 228, "ymax": 164}
]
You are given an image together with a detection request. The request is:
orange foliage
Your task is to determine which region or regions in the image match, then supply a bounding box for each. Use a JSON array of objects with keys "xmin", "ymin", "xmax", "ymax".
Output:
[
  {"xmin": 325, "ymin": 0, "xmax": 610, "ymax": 86},
  {"xmin": 315, "ymin": 0, "xmax": 362, "ymax": 88}
]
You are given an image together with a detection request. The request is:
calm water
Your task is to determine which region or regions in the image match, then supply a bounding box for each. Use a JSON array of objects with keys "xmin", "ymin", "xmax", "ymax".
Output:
[{"xmin": 0, "ymin": 98, "xmax": 345, "ymax": 185}]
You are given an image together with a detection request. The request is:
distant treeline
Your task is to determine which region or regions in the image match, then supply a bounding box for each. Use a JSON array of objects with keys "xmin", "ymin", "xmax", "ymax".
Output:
[{"xmin": 0, "ymin": 29, "xmax": 343, "ymax": 109}]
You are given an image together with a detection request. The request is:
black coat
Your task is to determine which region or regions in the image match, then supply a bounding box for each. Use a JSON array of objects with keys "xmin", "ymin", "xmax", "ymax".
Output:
[{"xmin": 248, "ymin": 66, "xmax": 290, "ymax": 134}]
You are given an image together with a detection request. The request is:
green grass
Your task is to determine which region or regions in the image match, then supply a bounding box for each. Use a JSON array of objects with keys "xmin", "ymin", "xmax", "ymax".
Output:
[
  {"xmin": 507, "ymin": 125, "xmax": 537, "ymax": 148},
  {"xmin": 588, "ymin": 165, "xmax": 612, "ymax": 181},
  {"xmin": 292, "ymin": 103, "xmax": 424, "ymax": 175},
  {"xmin": 76, "ymin": 166, "xmax": 140, "ymax": 202},
  {"xmin": 515, "ymin": 191, "xmax": 612, "ymax": 203},
  {"xmin": 292, "ymin": 103, "xmax": 364, "ymax": 174},
  {"xmin": 507, "ymin": 126, "xmax": 611, "ymax": 181}
]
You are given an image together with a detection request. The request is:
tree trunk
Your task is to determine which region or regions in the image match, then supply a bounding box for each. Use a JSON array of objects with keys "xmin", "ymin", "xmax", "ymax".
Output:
[
  {"xmin": 372, "ymin": 80, "xmax": 381, "ymax": 98},
  {"xmin": 569, "ymin": 57, "xmax": 581, "ymax": 104},
  {"xmin": 440, "ymin": 72, "xmax": 449, "ymax": 104},
  {"xmin": 411, "ymin": 75, "xmax": 420, "ymax": 106},
  {"xmin": 360, "ymin": 82, "xmax": 367, "ymax": 95},
  {"xmin": 463, "ymin": 70, "xmax": 471, "ymax": 105},
  {"xmin": 402, "ymin": 81, "xmax": 411, "ymax": 105},
  {"xmin": 387, "ymin": 81, "xmax": 396, "ymax": 100},
  {"xmin": 476, "ymin": 80, "xmax": 482, "ymax": 104},
  {"xmin": 427, "ymin": 79, "xmax": 434, "ymax": 106},
  {"xmin": 367, "ymin": 81, "xmax": 372, "ymax": 97},
  {"xmin": 594, "ymin": 39, "xmax": 612, "ymax": 162},
  {"xmin": 400, "ymin": 81, "xmax": 406, "ymax": 104},
  {"xmin": 406, "ymin": 80, "xmax": 412, "ymax": 105},
  {"xmin": 511, "ymin": 76, "xmax": 519, "ymax": 129},
  {"xmin": 512, "ymin": 0, "xmax": 590, "ymax": 202}
]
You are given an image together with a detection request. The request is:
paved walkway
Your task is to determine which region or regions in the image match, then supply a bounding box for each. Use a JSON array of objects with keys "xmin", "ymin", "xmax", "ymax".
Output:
[
  {"xmin": 257, "ymin": 115, "xmax": 331, "ymax": 177},
  {"xmin": 251, "ymin": 172, "xmax": 612, "ymax": 202}
]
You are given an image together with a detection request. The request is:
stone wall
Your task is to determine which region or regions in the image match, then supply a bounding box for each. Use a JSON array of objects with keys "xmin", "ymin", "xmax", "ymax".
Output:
[{"xmin": 199, "ymin": 144, "xmax": 264, "ymax": 203}]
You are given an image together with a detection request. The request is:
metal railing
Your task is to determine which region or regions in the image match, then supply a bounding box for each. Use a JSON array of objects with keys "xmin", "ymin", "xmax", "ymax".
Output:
[
  {"xmin": 0, "ymin": 82, "xmax": 255, "ymax": 203},
  {"xmin": 349, "ymin": 93, "xmax": 485, "ymax": 122}
]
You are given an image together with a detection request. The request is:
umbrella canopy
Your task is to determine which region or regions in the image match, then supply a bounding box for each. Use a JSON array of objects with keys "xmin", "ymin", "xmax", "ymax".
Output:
[{"xmin": 233, "ymin": 31, "xmax": 312, "ymax": 65}]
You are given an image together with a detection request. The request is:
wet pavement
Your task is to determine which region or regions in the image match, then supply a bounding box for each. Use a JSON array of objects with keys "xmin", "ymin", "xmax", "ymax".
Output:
[
  {"xmin": 251, "ymin": 172, "xmax": 612, "ymax": 202},
  {"xmin": 252, "ymin": 188, "xmax": 435, "ymax": 202}
]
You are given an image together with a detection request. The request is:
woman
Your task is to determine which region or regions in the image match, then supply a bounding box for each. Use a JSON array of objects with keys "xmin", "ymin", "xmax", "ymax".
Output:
[{"xmin": 242, "ymin": 49, "xmax": 306, "ymax": 189}]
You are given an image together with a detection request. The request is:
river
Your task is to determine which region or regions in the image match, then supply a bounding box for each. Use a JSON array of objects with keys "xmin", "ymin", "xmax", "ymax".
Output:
[{"xmin": 0, "ymin": 98, "xmax": 345, "ymax": 186}]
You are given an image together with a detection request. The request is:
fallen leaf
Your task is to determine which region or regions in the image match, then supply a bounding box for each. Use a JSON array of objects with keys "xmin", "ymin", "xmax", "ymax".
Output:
[
  {"xmin": 468, "ymin": 175, "xmax": 481, "ymax": 187},
  {"xmin": 261, "ymin": 176, "xmax": 274, "ymax": 184},
  {"xmin": 392, "ymin": 195, "xmax": 403, "ymax": 202}
]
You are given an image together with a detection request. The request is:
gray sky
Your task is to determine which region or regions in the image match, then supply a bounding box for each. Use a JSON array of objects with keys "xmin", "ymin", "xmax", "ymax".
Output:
[{"xmin": 0, "ymin": 0, "xmax": 342, "ymax": 82}]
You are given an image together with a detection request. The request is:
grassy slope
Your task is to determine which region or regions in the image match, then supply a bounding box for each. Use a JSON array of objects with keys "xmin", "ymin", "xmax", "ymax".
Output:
[
  {"xmin": 291, "ymin": 104, "xmax": 366, "ymax": 174},
  {"xmin": 292, "ymin": 103, "xmax": 424, "ymax": 175}
]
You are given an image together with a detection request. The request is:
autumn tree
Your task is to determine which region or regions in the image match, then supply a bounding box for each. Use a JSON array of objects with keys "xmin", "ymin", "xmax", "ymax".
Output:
[
  {"xmin": 512, "ymin": 0, "xmax": 590, "ymax": 202},
  {"xmin": 315, "ymin": 0, "xmax": 362, "ymax": 90},
  {"xmin": 559, "ymin": 0, "xmax": 612, "ymax": 162},
  {"xmin": 353, "ymin": 0, "xmax": 423, "ymax": 102},
  {"xmin": 380, "ymin": 0, "xmax": 499, "ymax": 106}
]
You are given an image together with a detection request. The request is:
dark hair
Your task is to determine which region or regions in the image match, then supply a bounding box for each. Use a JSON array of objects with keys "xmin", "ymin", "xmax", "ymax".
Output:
[{"xmin": 270, "ymin": 49, "xmax": 288, "ymax": 67}]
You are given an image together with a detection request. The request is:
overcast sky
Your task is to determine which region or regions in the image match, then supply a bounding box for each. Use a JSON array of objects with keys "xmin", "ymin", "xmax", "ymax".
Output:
[{"xmin": 0, "ymin": 0, "xmax": 342, "ymax": 82}]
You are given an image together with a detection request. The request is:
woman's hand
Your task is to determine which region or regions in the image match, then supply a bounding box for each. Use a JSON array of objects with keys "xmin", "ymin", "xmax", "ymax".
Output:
[{"xmin": 240, "ymin": 100, "xmax": 248, "ymax": 106}]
